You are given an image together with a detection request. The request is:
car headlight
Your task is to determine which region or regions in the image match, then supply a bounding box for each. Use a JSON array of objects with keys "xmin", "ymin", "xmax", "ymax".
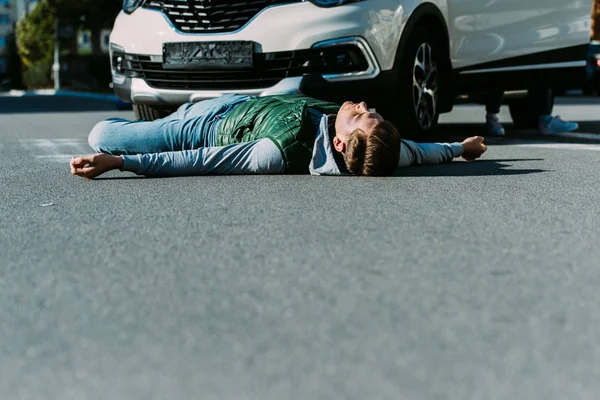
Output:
[
  {"xmin": 123, "ymin": 0, "xmax": 145, "ymax": 14},
  {"xmin": 309, "ymin": 0, "xmax": 365, "ymax": 6}
]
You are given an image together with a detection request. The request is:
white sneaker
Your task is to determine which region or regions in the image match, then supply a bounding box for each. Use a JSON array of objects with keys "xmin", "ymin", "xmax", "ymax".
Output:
[
  {"xmin": 485, "ymin": 114, "xmax": 505, "ymax": 136},
  {"xmin": 539, "ymin": 115, "xmax": 578, "ymax": 135}
]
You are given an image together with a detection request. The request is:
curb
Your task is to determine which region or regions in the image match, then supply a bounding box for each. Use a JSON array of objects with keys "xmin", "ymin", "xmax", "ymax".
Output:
[{"xmin": 1, "ymin": 89, "xmax": 118, "ymax": 102}]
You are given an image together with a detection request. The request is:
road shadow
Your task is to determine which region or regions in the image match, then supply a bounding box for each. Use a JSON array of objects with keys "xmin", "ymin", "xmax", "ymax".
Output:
[
  {"xmin": 94, "ymin": 176, "xmax": 149, "ymax": 180},
  {"xmin": 89, "ymin": 160, "xmax": 545, "ymax": 180},
  {"xmin": 431, "ymin": 95, "xmax": 600, "ymax": 140},
  {"xmin": 430, "ymin": 123, "xmax": 489, "ymax": 139},
  {"xmin": 394, "ymin": 159, "xmax": 548, "ymax": 177},
  {"xmin": 0, "ymin": 95, "xmax": 123, "ymax": 114},
  {"xmin": 432, "ymin": 122, "xmax": 600, "ymax": 143},
  {"xmin": 554, "ymin": 96, "xmax": 600, "ymax": 106},
  {"xmin": 570, "ymin": 121, "xmax": 600, "ymax": 133}
]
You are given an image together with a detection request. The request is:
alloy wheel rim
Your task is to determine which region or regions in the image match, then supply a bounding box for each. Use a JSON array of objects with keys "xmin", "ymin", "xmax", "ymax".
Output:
[{"xmin": 412, "ymin": 42, "xmax": 438, "ymax": 131}]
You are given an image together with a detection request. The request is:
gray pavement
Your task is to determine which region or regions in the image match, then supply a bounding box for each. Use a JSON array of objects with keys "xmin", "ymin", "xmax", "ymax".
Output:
[{"xmin": 1, "ymin": 95, "xmax": 600, "ymax": 400}]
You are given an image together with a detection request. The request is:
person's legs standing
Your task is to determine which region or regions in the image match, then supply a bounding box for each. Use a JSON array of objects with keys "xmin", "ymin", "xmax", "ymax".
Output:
[
  {"xmin": 531, "ymin": 87, "xmax": 553, "ymax": 116},
  {"xmin": 532, "ymin": 88, "xmax": 578, "ymax": 134},
  {"xmin": 484, "ymin": 88, "xmax": 506, "ymax": 136}
]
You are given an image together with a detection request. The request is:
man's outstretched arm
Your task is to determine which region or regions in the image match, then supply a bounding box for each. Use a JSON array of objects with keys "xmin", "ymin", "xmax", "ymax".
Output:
[
  {"xmin": 398, "ymin": 136, "xmax": 487, "ymax": 167},
  {"xmin": 71, "ymin": 139, "xmax": 285, "ymax": 179}
]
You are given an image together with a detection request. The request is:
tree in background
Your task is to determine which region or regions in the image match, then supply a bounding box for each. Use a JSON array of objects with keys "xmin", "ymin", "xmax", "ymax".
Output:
[
  {"xmin": 16, "ymin": 0, "xmax": 55, "ymax": 68},
  {"xmin": 15, "ymin": 0, "xmax": 55, "ymax": 88},
  {"xmin": 16, "ymin": 0, "xmax": 122, "ymax": 89}
]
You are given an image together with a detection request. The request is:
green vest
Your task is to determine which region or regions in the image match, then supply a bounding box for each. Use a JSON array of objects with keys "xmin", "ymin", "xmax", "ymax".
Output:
[{"xmin": 215, "ymin": 94, "xmax": 340, "ymax": 174}]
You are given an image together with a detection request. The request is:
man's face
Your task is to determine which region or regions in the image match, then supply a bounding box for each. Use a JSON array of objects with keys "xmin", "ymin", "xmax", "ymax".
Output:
[{"xmin": 334, "ymin": 101, "xmax": 384, "ymax": 153}]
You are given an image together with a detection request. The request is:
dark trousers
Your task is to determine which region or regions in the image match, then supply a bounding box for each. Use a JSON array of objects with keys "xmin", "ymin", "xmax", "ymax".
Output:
[{"xmin": 486, "ymin": 88, "xmax": 553, "ymax": 116}]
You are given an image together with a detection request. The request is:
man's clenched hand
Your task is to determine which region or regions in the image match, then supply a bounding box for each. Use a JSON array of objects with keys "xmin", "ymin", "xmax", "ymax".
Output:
[
  {"xmin": 70, "ymin": 154, "xmax": 123, "ymax": 179},
  {"xmin": 460, "ymin": 136, "xmax": 487, "ymax": 161}
]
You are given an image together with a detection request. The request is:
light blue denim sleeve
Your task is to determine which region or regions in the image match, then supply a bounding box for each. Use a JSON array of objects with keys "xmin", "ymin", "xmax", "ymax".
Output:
[
  {"xmin": 398, "ymin": 139, "xmax": 464, "ymax": 167},
  {"xmin": 121, "ymin": 139, "xmax": 284, "ymax": 176}
]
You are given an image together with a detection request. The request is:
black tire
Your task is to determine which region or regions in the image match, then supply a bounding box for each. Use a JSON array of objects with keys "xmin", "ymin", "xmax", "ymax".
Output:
[
  {"xmin": 383, "ymin": 25, "xmax": 447, "ymax": 138},
  {"xmin": 508, "ymin": 93, "xmax": 555, "ymax": 129},
  {"xmin": 133, "ymin": 104, "xmax": 168, "ymax": 121}
]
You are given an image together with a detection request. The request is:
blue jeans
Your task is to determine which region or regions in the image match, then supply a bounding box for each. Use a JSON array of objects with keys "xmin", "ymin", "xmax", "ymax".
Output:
[{"xmin": 88, "ymin": 94, "xmax": 251, "ymax": 155}]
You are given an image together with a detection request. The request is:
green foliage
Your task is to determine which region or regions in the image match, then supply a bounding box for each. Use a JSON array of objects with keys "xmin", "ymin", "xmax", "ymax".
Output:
[
  {"xmin": 16, "ymin": 0, "xmax": 56, "ymax": 89},
  {"xmin": 22, "ymin": 59, "xmax": 52, "ymax": 89},
  {"xmin": 17, "ymin": 0, "xmax": 122, "ymax": 64},
  {"xmin": 15, "ymin": 0, "xmax": 56, "ymax": 67},
  {"xmin": 15, "ymin": 0, "xmax": 122, "ymax": 89}
]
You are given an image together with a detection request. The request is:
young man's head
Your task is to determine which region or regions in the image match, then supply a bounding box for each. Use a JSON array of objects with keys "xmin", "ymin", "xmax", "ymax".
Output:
[{"xmin": 333, "ymin": 101, "xmax": 401, "ymax": 176}]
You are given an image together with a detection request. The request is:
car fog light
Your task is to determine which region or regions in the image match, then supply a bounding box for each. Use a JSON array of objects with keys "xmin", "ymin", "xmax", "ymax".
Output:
[
  {"xmin": 115, "ymin": 56, "xmax": 124, "ymax": 73},
  {"xmin": 335, "ymin": 53, "xmax": 352, "ymax": 67}
]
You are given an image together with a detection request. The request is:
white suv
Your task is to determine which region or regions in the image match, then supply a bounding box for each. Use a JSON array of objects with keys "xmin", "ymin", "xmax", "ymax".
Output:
[{"xmin": 110, "ymin": 0, "xmax": 593, "ymax": 134}]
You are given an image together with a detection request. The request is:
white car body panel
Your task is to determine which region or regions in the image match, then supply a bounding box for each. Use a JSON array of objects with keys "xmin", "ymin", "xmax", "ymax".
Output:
[{"xmin": 448, "ymin": 0, "xmax": 592, "ymax": 69}]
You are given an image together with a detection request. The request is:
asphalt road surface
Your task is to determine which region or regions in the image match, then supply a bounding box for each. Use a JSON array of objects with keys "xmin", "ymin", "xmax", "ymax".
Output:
[{"xmin": 1, "ymin": 94, "xmax": 600, "ymax": 400}]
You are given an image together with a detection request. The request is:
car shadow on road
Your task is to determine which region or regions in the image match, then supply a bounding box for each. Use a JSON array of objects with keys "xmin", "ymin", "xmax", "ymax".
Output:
[
  {"xmin": 0, "ymin": 96, "xmax": 121, "ymax": 114},
  {"xmin": 395, "ymin": 159, "xmax": 548, "ymax": 177},
  {"xmin": 435, "ymin": 122, "xmax": 600, "ymax": 143},
  {"xmin": 554, "ymin": 96, "xmax": 600, "ymax": 106},
  {"xmin": 94, "ymin": 176, "xmax": 146, "ymax": 180},
  {"xmin": 92, "ymin": 161, "xmax": 545, "ymax": 179},
  {"xmin": 570, "ymin": 121, "xmax": 600, "ymax": 133}
]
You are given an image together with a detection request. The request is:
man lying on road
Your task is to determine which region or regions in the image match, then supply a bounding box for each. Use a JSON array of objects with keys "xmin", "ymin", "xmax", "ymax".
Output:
[{"xmin": 70, "ymin": 94, "xmax": 487, "ymax": 179}]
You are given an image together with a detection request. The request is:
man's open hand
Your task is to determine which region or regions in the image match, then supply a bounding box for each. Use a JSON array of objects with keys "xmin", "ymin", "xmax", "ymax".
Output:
[
  {"xmin": 461, "ymin": 136, "xmax": 487, "ymax": 161},
  {"xmin": 70, "ymin": 154, "xmax": 123, "ymax": 179}
]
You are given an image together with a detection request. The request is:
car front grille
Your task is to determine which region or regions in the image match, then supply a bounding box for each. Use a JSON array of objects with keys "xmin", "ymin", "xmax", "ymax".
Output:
[
  {"xmin": 143, "ymin": 0, "xmax": 302, "ymax": 33},
  {"xmin": 119, "ymin": 46, "xmax": 369, "ymax": 90}
]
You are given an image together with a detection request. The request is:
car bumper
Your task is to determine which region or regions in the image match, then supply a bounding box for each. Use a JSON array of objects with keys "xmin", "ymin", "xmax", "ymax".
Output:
[
  {"xmin": 115, "ymin": 76, "xmax": 306, "ymax": 105},
  {"xmin": 113, "ymin": 70, "xmax": 399, "ymax": 108}
]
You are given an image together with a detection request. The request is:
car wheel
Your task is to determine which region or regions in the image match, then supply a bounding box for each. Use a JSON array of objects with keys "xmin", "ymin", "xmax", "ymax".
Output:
[
  {"xmin": 133, "ymin": 104, "xmax": 168, "ymax": 121},
  {"xmin": 508, "ymin": 93, "xmax": 555, "ymax": 129},
  {"xmin": 394, "ymin": 25, "xmax": 445, "ymax": 137}
]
